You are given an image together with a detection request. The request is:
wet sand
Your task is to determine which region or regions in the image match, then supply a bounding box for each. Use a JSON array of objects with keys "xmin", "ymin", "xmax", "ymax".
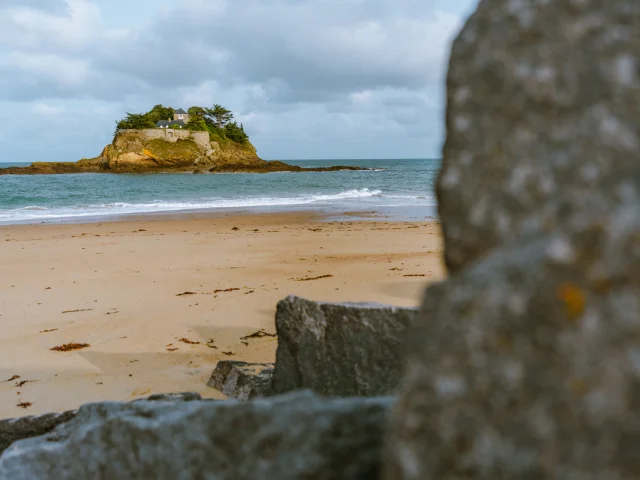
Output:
[{"xmin": 0, "ymin": 211, "xmax": 444, "ymax": 418}]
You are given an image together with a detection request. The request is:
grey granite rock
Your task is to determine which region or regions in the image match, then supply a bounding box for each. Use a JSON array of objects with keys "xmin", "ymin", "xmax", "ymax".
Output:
[
  {"xmin": 0, "ymin": 392, "xmax": 202, "ymax": 457},
  {"xmin": 273, "ymin": 295, "xmax": 416, "ymax": 397},
  {"xmin": 437, "ymin": 0, "xmax": 640, "ymax": 273},
  {"xmin": 0, "ymin": 391, "xmax": 393, "ymax": 480},
  {"xmin": 0, "ymin": 410, "xmax": 76, "ymax": 456},
  {"xmin": 207, "ymin": 360, "xmax": 274, "ymax": 400},
  {"xmin": 385, "ymin": 205, "xmax": 640, "ymax": 479}
]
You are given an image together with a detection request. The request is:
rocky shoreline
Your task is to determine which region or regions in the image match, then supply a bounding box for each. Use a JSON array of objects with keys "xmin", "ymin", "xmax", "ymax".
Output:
[
  {"xmin": 0, "ymin": 130, "xmax": 368, "ymax": 175},
  {"xmin": 0, "ymin": 161, "xmax": 369, "ymax": 175}
]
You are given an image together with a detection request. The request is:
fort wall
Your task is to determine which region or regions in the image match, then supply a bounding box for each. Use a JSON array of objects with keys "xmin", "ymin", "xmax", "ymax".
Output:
[{"xmin": 117, "ymin": 129, "xmax": 210, "ymax": 149}]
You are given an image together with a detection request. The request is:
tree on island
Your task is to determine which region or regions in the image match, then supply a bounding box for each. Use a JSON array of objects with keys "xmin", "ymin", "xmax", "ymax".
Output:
[
  {"xmin": 146, "ymin": 104, "xmax": 175, "ymax": 124},
  {"xmin": 187, "ymin": 106, "xmax": 207, "ymax": 121},
  {"xmin": 116, "ymin": 104, "xmax": 249, "ymax": 143},
  {"xmin": 116, "ymin": 112, "xmax": 156, "ymax": 130},
  {"xmin": 223, "ymin": 121, "xmax": 249, "ymax": 143},
  {"xmin": 207, "ymin": 104, "xmax": 234, "ymax": 128},
  {"xmin": 186, "ymin": 104, "xmax": 249, "ymax": 143}
]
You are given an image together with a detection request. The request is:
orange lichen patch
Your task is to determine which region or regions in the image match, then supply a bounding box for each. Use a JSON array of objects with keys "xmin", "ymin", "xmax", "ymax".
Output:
[
  {"xmin": 496, "ymin": 334, "xmax": 512, "ymax": 350},
  {"xmin": 50, "ymin": 343, "xmax": 90, "ymax": 352},
  {"xmin": 557, "ymin": 283, "xmax": 586, "ymax": 321},
  {"xmin": 142, "ymin": 148, "xmax": 158, "ymax": 160},
  {"xmin": 569, "ymin": 378, "xmax": 589, "ymax": 396}
]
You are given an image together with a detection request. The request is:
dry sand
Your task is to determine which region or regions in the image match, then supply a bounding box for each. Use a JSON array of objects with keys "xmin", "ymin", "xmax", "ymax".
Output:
[{"xmin": 0, "ymin": 211, "xmax": 444, "ymax": 418}]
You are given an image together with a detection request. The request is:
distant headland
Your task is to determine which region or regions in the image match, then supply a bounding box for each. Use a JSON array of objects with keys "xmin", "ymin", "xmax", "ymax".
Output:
[{"xmin": 0, "ymin": 104, "xmax": 366, "ymax": 175}]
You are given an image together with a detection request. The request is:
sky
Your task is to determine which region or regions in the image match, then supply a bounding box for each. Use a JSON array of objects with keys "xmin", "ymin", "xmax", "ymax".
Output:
[{"xmin": 0, "ymin": 0, "xmax": 478, "ymax": 162}]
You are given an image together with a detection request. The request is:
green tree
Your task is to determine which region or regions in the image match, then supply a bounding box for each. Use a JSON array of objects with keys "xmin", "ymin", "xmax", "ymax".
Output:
[
  {"xmin": 146, "ymin": 104, "xmax": 175, "ymax": 124},
  {"xmin": 116, "ymin": 112, "xmax": 155, "ymax": 130},
  {"xmin": 188, "ymin": 106, "xmax": 206, "ymax": 121},
  {"xmin": 206, "ymin": 104, "xmax": 234, "ymax": 128},
  {"xmin": 224, "ymin": 121, "xmax": 249, "ymax": 143},
  {"xmin": 186, "ymin": 118, "xmax": 208, "ymax": 132}
]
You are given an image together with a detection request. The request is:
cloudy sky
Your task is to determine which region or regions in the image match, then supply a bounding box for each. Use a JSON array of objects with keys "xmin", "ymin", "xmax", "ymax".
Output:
[{"xmin": 0, "ymin": 0, "xmax": 477, "ymax": 162}]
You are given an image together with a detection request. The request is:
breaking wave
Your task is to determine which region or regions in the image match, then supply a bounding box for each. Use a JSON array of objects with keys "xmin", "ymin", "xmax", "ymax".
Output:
[{"xmin": 0, "ymin": 188, "xmax": 435, "ymax": 223}]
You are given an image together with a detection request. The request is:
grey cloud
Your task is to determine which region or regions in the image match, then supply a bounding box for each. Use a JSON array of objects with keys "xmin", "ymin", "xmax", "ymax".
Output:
[
  {"xmin": 146, "ymin": 0, "xmax": 456, "ymax": 99},
  {"xmin": 1, "ymin": 0, "xmax": 461, "ymax": 103},
  {"xmin": 0, "ymin": 0, "xmax": 474, "ymax": 160}
]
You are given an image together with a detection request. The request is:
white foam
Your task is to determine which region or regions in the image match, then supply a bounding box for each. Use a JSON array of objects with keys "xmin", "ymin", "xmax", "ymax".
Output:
[{"xmin": 0, "ymin": 188, "xmax": 436, "ymax": 223}]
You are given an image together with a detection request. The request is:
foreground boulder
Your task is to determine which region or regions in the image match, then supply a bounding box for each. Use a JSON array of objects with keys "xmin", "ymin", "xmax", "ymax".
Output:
[
  {"xmin": 207, "ymin": 361, "xmax": 274, "ymax": 400},
  {"xmin": 0, "ymin": 393, "xmax": 201, "ymax": 457},
  {"xmin": 385, "ymin": 205, "xmax": 640, "ymax": 478},
  {"xmin": 273, "ymin": 296, "xmax": 416, "ymax": 397},
  {"xmin": 0, "ymin": 410, "xmax": 76, "ymax": 456},
  {"xmin": 0, "ymin": 392, "xmax": 202, "ymax": 456},
  {"xmin": 0, "ymin": 392, "xmax": 392, "ymax": 480},
  {"xmin": 436, "ymin": 0, "xmax": 640, "ymax": 273}
]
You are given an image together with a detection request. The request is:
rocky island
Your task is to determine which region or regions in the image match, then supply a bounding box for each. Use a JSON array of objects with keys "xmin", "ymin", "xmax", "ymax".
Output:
[{"xmin": 0, "ymin": 105, "xmax": 366, "ymax": 175}]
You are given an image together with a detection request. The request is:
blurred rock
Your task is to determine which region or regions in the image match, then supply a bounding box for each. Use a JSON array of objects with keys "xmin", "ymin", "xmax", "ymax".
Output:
[
  {"xmin": 0, "ymin": 392, "xmax": 392, "ymax": 480},
  {"xmin": 436, "ymin": 0, "xmax": 640, "ymax": 273},
  {"xmin": 386, "ymin": 205, "xmax": 640, "ymax": 478},
  {"xmin": 0, "ymin": 392, "xmax": 202, "ymax": 456},
  {"xmin": 0, "ymin": 410, "xmax": 76, "ymax": 456}
]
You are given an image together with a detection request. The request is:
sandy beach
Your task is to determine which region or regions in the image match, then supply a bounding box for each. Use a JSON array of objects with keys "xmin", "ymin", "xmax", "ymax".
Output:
[{"xmin": 0, "ymin": 211, "xmax": 443, "ymax": 418}]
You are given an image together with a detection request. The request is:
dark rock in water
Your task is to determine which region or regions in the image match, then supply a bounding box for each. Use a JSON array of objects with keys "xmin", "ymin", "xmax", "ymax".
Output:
[
  {"xmin": 273, "ymin": 296, "xmax": 416, "ymax": 397},
  {"xmin": 207, "ymin": 361, "xmax": 274, "ymax": 400},
  {"xmin": 0, "ymin": 162, "xmax": 95, "ymax": 175},
  {"xmin": 436, "ymin": 0, "xmax": 640, "ymax": 273},
  {"xmin": 0, "ymin": 410, "xmax": 77, "ymax": 456},
  {"xmin": 385, "ymin": 205, "xmax": 640, "ymax": 479},
  {"xmin": 208, "ymin": 161, "xmax": 368, "ymax": 173},
  {"xmin": 0, "ymin": 391, "xmax": 393, "ymax": 480}
]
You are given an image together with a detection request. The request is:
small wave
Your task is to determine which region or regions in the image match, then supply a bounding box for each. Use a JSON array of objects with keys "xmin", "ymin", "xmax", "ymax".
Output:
[
  {"xmin": 20, "ymin": 206, "xmax": 48, "ymax": 211},
  {"xmin": 310, "ymin": 188, "xmax": 382, "ymax": 201},
  {"xmin": 0, "ymin": 188, "xmax": 435, "ymax": 223}
]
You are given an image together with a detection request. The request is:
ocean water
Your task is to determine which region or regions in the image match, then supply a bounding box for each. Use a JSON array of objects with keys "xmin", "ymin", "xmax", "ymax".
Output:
[{"xmin": 0, "ymin": 159, "xmax": 440, "ymax": 224}]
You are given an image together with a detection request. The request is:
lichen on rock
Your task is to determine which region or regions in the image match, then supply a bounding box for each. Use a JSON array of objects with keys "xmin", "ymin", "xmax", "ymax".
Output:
[
  {"xmin": 437, "ymin": 0, "xmax": 640, "ymax": 274},
  {"xmin": 386, "ymin": 205, "xmax": 640, "ymax": 479}
]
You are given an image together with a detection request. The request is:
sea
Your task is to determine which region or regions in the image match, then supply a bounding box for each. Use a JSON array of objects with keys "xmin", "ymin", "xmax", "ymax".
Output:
[{"xmin": 0, "ymin": 159, "xmax": 440, "ymax": 225}]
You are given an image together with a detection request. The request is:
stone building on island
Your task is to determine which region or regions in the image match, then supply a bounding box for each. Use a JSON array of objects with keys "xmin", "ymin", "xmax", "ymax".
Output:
[{"xmin": 155, "ymin": 108, "xmax": 190, "ymax": 129}]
